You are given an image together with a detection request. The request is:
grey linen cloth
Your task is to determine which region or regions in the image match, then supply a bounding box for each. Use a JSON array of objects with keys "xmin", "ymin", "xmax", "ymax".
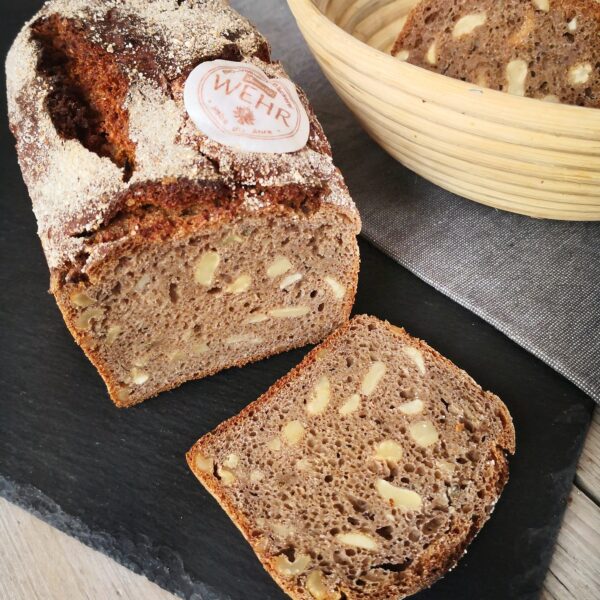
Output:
[{"xmin": 233, "ymin": 0, "xmax": 600, "ymax": 403}]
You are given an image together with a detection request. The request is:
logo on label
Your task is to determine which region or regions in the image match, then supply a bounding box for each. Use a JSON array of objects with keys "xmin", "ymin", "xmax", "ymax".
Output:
[{"xmin": 184, "ymin": 60, "xmax": 310, "ymax": 153}]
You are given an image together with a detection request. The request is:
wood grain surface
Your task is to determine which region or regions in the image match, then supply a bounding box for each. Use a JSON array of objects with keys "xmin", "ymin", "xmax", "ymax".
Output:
[
  {"xmin": 2, "ymin": 408, "xmax": 598, "ymax": 600},
  {"xmin": 0, "ymin": 499, "xmax": 173, "ymax": 600}
]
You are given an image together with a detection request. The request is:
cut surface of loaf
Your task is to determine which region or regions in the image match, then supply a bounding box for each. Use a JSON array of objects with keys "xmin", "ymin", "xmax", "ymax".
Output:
[
  {"xmin": 187, "ymin": 315, "xmax": 515, "ymax": 600},
  {"xmin": 392, "ymin": 0, "xmax": 600, "ymax": 107},
  {"xmin": 6, "ymin": 0, "xmax": 360, "ymax": 406}
]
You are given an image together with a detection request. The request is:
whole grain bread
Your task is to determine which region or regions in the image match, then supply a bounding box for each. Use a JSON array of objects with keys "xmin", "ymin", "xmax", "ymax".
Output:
[
  {"xmin": 392, "ymin": 0, "xmax": 600, "ymax": 107},
  {"xmin": 6, "ymin": 0, "xmax": 360, "ymax": 406},
  {"xmin": 187, "ymin": 315, "xmax": 515, "ymax": 600}
]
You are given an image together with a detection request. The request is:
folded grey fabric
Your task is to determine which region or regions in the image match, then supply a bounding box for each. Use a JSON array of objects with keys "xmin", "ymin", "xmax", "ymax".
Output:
[{"xmin": 233, "ymin": 0, "xmax": 600, "ymax": 404}]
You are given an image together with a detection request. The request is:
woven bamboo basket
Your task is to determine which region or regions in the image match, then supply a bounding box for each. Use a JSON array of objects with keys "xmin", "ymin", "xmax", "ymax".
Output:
[{"xmin": 286, "ymin": 0, "xmax": 600, "ymax": 220}]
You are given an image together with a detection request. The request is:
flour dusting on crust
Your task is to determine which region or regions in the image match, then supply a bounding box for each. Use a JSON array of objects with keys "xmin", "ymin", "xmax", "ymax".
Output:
[{"xmin": 6, "ymin": 0, "xmax": 358, "ymax": 274}]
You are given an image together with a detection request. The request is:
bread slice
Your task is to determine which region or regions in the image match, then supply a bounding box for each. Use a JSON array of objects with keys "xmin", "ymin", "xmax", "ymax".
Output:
[
  {"xmin": 187, "ymin": 315, "xmax": 515, "ymax": 600},
  {"xmin": 6, "ymin": 0, "xmax": 360, "ymax": 406},
  {"xmin": 391, "ymin": 0, "xmax": 600, "ymax": 107}
]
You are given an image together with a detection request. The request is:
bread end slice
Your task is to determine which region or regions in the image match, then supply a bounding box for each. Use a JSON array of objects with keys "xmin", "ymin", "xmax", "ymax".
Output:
[
  {"xmin": 391, "ymin": 0, "xmax": 600, "ymax": 108},
  {"xmin": 187, "ymin": 315, "xmax": 515, "ymax": 599}
]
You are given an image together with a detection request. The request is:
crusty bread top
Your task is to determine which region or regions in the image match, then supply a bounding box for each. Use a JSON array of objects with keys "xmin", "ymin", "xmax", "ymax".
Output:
[{"xmin": 6, "ymin": 0, "xmax": 358, "ymax": 276}]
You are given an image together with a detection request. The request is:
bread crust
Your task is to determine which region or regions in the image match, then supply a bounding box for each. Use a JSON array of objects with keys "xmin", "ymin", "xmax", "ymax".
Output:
[
  {"xmin": 6, "ymin": 0, "xmax": 361, "ymax": 405},
  {"xmin": 6, "ymin": 0, "xmax": 360, "ymax": 282},
  {"xmin": 187, "ymin": 315, "xmax": 516, "ymax": 599}
]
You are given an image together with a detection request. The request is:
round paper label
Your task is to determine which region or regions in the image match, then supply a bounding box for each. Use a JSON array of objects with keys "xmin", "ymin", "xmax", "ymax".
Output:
[{"xmin": 184, "ymin": 60, "xmax": 310, "ymax": 153}]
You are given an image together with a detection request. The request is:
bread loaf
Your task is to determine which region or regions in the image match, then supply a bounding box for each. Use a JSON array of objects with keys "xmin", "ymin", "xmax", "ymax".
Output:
[
  {"xmin": 187, "ymin": 315, "xmax": 515, "ymax": 600},
  {"xmin": 392, "ymin": 0, "xmax": 600, "ymax": 107},
  {"xmin": 6, "ymin": 0, "xmax": 360, "ymax": 407}
]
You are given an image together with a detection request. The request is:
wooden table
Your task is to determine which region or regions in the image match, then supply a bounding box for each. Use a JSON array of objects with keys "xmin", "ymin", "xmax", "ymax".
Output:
[{"xmin": 2, "ymin": 410, "xmax": 598, "ymax": 600}]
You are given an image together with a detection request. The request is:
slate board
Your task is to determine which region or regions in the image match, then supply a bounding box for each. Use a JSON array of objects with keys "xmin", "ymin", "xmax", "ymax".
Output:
[{"xmin": 0, "ymin": 1, "xmax": 595, "ymax": 599}]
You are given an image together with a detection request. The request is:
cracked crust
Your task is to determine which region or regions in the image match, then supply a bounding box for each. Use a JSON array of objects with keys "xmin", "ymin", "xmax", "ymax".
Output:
[{"xmin": 6, "ymin": 0, "xmax": 359, "ymax": 281}]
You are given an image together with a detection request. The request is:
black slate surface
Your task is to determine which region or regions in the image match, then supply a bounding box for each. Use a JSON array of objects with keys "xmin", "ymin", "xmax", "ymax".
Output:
[{"xmin": 0, "ymin": 1, "xmax": 594, "ymax": 599}]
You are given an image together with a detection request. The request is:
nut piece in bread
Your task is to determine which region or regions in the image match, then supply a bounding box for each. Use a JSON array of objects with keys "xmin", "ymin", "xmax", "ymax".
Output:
[
  {"xmin": 187, "ymin": 315, "xmax": 515, "ymax": 599},
  {"xmin": 6, "ymin": 0, "xmax": 361, "ymax": 406},
  {"xmin": 391, "ymin": 0, "xmax": 600, "ymax": 107}
]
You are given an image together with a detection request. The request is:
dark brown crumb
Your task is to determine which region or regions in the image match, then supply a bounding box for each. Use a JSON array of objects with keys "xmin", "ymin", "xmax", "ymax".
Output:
[
  {"xmin": 188, "ymin": 315, "xmax": 515, "ymax": 599},
  {"xmin": 392, "ymin": 0, "xmax": 600, "ymax": 108}
]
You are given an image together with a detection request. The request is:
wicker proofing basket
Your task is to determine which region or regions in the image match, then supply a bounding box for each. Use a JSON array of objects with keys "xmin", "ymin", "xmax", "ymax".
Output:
[{"xmin": 286, "ymin": 0, "xmax": 600, "ymax": 220}]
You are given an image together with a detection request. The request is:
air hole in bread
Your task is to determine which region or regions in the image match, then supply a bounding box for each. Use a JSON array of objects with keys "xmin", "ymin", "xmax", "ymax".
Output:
[
  {"xmin": 347, "ymin": 495, "xmax": 368, "ymax": 513},
  {"xmin": 374, "ymin": 559, "xmax": 412, "ymax": 572},
  {"xmin": 375, "ymin": 526, "xmax": 394, "ymax": 540}
]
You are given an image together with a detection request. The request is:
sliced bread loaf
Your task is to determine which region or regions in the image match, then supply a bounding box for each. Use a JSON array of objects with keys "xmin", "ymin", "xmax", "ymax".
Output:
[
  {"xmin": 187, "ymin": 315, "xmax": 515, "ymax": 599},
  {"xmin": 392, "ymin": 0, "xmax": 600, "ymax": 107},
  {"xmin": 7, "ymin": 0, "xmax": 360, "ymax": 406}
]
